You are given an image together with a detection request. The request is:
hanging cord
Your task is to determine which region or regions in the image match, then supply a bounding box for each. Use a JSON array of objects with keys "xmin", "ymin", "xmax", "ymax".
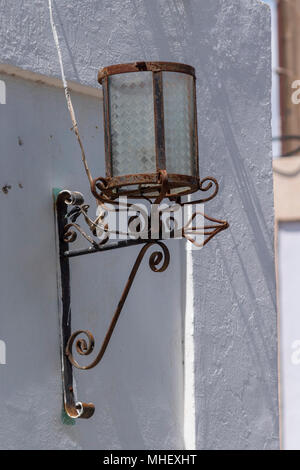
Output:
[{"xmin": 48, "ymin": 0, "xmax": 93, "ymax": 188}]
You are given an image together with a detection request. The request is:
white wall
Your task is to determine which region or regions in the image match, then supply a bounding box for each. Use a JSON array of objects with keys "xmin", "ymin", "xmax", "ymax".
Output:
[
  {"xmin": 0, "ymin": 0, "xmax": 279, "ymax": 450},
  {"xmin": 0, "ymin": 73, "xmax": 185, "ymax": 449}
]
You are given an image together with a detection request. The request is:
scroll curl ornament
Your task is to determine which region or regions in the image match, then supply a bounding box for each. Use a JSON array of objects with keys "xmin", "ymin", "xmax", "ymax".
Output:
[
  {"xmin": 63, "ymin": 221, "xmax": 109, "ymax": 247},
  {"xmin": 182, "ymin": 176, "xmax": 219, "ymax": 205}
]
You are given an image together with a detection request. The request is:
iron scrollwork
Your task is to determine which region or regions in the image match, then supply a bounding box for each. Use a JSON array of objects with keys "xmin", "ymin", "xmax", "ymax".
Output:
[
  {"xmin": 65, "ymin": 241, "xmax": 169, "ymax": 371},
  {"xmin": 54, "ymin": 176, "xmax": 228, "ymax": 420}
]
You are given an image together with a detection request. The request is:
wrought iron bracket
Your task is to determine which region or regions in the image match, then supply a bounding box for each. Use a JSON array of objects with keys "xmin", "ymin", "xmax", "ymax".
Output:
[
  {"xmin": 55, "ymin": 190, "xmax": 95, "ymax": 419},
  {"xmin": 54, "ymin": 190, "xmax": 170, "ymax": 420},
  {"xmin": 54, "ymin": 183, "xmax": 228, "ymax": 420}
]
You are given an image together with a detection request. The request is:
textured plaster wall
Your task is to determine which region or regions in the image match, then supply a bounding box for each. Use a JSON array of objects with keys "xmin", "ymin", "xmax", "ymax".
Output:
[
  {"xmin": 0, "ymin": 0, "xmax": 279, "ymax": 450},
  {"xmin": 0, "ymin": 74, "xmax": 185, "ymax": 450},
  {"xmin": 190, "ymin": 1, "xmax": 279, "ymax": 450}
]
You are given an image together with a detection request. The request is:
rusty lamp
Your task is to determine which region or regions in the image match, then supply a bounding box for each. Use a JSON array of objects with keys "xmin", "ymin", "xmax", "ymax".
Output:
[
  {"xmin": 54, "ymin": 61, "xmax": 228, "ymax": 420},
  {"xmin": 95, "ymin": 62, "xmax": 198, "ymax": 200}
]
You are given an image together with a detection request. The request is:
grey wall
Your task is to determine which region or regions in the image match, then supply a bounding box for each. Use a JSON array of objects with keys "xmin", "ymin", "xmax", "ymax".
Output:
[
  {"xmin": 191, "ymin": 0, "xmax": 279, "ymax": 450},
  {"xmin": 0, "ymin": 0, "xmax": 279, "ymax": 450},
  {"xmin": 0, "ymin": 73, "xmax": 185, "ymax": 450}
]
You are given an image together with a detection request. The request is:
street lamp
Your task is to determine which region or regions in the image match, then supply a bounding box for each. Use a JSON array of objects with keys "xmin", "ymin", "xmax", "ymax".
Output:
[{"xmin": 54, "ymin": 61, "xmax": 228, "ymax": 419}]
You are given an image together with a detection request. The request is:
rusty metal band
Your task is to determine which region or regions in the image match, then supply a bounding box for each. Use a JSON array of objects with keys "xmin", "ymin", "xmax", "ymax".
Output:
[
  {"xmin": 153, "ymin": 71, "xmax": 166, "ymax": 171},
  {"xmin": 91, "ymin": 173, "xmax": 200, "ymax": 201},
  {"xmin": 104, "ymin": 173, "xmax": 198, "ymax": 189},
  {"xmin": 98, "ymin": 61, "xmax": 196, "ymax": 84},
  {"xmin": 154, "ymin": 169, "xmax": 169, "ymax": 205},
  {"xmin": 102, "ymin": 77, "xmax": 112, "ymax": 178},
  {"xmin": 193, "ymin": 76, "xmax": 200, "ymax": 179},
  {"xmin": 91, "ymin": 173, "xmax": 221, "ymax": 204}
]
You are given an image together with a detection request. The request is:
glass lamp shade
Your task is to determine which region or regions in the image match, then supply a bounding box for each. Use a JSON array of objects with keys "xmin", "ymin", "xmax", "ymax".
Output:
[{"xmin": 98, "ymin": 62, "xmax": 199, "ymax": 198}]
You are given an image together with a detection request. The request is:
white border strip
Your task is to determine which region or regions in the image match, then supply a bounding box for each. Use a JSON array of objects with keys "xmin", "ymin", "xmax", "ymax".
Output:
[
  {"xmin": 0, "ymin": 63, "xmax": 102, "ymax": 99},
  {"xmin": 184, "ymin": 207, "xmax": 196, "ymax": 450}
]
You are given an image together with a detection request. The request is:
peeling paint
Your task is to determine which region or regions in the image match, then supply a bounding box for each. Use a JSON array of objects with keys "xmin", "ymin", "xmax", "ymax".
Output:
[{"xmin": 2, "ymin": 184, "xmax": 11, "ymax": 194}]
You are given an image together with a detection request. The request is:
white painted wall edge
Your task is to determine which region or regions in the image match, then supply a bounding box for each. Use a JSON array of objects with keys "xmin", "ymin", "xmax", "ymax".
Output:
[
  {"xmin": 0, "ymin": 63, "xmax": 102, "ymax": 99},
  {"xmin": 184, "ymin": 210, "xmax": 196, "ymax": 450},
  {"xmin": 0, "ymin": 64, "xmax": 198, "ymax": 450}
]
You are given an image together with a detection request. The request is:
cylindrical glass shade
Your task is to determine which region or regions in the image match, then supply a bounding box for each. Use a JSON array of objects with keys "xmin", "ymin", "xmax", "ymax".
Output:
[{"xmin": 98, "ymin": 62, "xmax": 199, "ymax": 198}]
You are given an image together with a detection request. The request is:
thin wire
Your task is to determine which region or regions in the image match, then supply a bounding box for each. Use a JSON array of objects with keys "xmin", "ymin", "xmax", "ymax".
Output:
[{"xmin": 48, "ymin": 0, "xmax": 93, "ymax": 187}]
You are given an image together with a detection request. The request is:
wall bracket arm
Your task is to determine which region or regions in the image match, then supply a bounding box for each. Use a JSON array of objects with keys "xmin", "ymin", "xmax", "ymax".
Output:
[
  {"xmin": 54, "ymin": 182, "xmax": 228, "ymax": 420},
  {"xmin": 54, "ymin": 190, "xmax": 170, "ymax": 419}
]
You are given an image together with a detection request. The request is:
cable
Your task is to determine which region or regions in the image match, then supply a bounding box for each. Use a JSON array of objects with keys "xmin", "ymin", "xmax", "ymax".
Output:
[{"xmin": 48, "ymin": 0, "xmax": 93, "ymax": 187}]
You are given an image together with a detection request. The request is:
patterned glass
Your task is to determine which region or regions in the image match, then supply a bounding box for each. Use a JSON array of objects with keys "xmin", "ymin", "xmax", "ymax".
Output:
[
  {"xmin": 109, "ymin": 72, "xmax": 156, "ymax": 176},
  {"xmin": 163, "ymin": 72, "xmax": 196, "ymax": 176}
]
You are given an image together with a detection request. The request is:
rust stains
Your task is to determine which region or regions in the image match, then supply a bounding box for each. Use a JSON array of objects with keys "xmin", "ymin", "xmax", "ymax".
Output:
[{"xmin": 2, "ymin": 184, "xmax": 11, "ymax": 194}]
